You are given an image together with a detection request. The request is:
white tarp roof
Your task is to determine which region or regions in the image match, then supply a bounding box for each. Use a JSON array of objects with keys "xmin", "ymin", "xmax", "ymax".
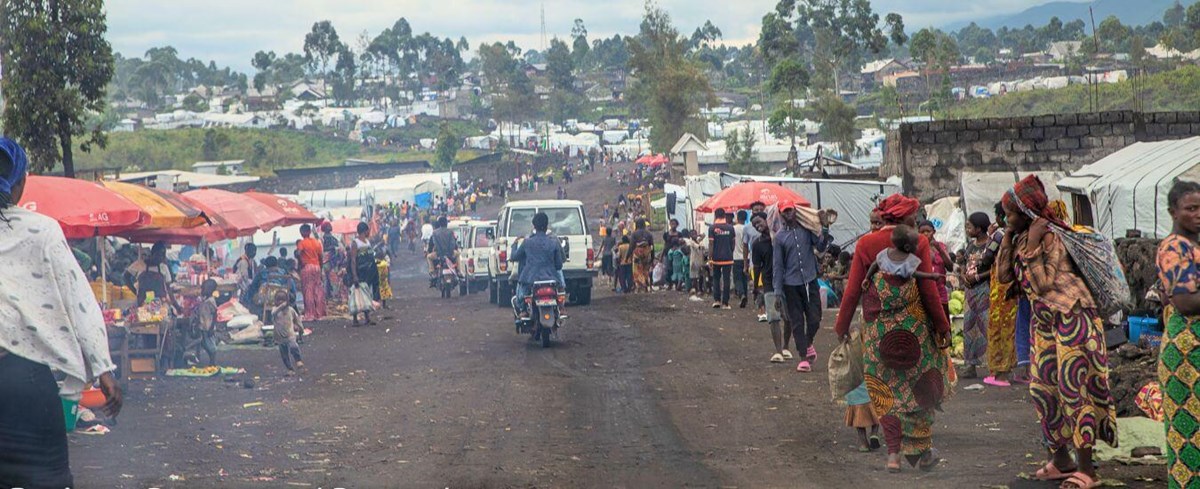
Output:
[
  {"xmin": 684, "ymin": 172, "xmax": 899, "ymax": 249},
  {"xmin": 297, "ymin": 187, "xmax": 374, "ymax": 210},
  {"xmin": 1057, "ymin": 137, "xmax": 1200, "ymax": 239},
  {"xmin": 117, "ymin": 170, "xmax": 260, "ymax": 189},
  {"xmin": 960, "ymin": 170, "xmax": 1068, "ymax": 220}
]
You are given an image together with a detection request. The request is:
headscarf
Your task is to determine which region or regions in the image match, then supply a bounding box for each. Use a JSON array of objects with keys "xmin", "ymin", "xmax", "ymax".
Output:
[
  {"xmin": 875, "ymin": 194, "xmax": 920, "ymax": 223},
  {"xmin": 0, "ymin": 137, "xmax": 29, "ymax": 198},
  {"xmin": 1002, "ymin": 175, "xmax": 1069, "ymax": 229},
  {"xmin": 1048, "ymin": 199, "xmax": 1069, "ymax": 224}
]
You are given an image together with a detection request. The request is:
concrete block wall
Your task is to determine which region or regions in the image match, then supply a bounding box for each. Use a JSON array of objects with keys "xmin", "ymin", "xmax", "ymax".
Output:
[{"xmin": 884, "ymin": 111, "xmax": 1200, "ymax": 202}]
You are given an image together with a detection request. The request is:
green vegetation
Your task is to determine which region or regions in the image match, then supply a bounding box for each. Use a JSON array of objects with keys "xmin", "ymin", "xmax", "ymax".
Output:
[
  {"xmin": 70, "ymin": 126, "xmax": 482, "ymax": 174},
  {"xmin": 372, "ymin": 116, "xmax": 482, "ymax": 147},
  {"xmin": 946, "ymin": 66, "xmax": 1200, "ymax": 119}
]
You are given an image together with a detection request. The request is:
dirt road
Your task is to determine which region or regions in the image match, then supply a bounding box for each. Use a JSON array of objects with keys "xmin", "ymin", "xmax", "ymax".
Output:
[{"xmin": 71, "ymin": 163, "xmax": 1164, "ymax": 488}]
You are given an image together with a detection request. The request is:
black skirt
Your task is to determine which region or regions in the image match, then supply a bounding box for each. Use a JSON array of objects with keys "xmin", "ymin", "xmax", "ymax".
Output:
[{"xmin": 0, "ymin": 353, "xmax": 73, "ymax": 489}]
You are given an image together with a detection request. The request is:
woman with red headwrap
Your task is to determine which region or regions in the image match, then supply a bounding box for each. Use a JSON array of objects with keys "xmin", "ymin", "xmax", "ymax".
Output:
[
  {"xmin": 836, "ymin": 193, "xmax": 953, "ymax": 473},
  {"xmin": 997, "ymin": 175, "xmax": 1116, "ymax": 489}
]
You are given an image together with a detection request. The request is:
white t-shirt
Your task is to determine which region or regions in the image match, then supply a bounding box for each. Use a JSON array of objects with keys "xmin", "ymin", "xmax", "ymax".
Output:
[{"xmin": 421, "ymin": 223, "xmax": 434, "ymax": 241}]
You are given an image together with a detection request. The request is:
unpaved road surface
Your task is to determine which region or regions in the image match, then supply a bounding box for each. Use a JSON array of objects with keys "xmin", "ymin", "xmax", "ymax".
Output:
[{"xmin": 72, "ymin": 163, "xmax": 1164, "ymax": 488}]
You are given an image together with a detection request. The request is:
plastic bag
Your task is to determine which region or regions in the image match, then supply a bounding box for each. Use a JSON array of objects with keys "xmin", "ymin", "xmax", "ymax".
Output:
[
  {"xmin": 348, "ymin": 284, "xmax": 376, "ymax": 315},
  {"xmin": 652, "ymin": 262, "xmax": 665, "ymax": 284},
  {"xmin": 828, "ymin": 331, "xmax": 864, "ymax": 402}
]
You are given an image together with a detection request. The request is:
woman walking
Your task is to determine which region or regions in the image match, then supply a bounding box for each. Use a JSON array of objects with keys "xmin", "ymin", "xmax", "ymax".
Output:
[
  {"xmin": 349, "ymin": 222, "xmax": 378, "ymax": 327},
  {"xmin": 836, "ymin": 194, "xmax": 953, "ymax": 473},
  {"xmin": 997, "ymin": 175, "xmax": 1117, "ymax": 489},
  {"xmin": 0, "ymin": 139, "xmax": 123, "ymax": 488},
  {"xmin": 1157, "ymin": 180, "xmax": 1200, "ymax": 489}
]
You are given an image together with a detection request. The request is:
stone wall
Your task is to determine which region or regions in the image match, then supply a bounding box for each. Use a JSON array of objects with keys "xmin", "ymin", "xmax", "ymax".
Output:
[
  {"xmin": 883, "ymin": 110, "xmax": 1200, "ymax": 202},
  {"xmin": 259, "ymin": 161, "xmax": 431, "ymax": 194}
]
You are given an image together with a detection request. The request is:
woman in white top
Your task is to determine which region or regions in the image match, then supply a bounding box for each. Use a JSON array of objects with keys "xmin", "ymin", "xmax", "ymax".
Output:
[{"xmin": 0, "ymin": 138, "xmax": 122, "ymax": 488}]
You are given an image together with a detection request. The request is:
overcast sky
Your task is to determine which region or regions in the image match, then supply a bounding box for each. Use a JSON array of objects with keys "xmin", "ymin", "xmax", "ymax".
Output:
[{"xmin": 105, "ymin": 0, "xmax": 1071, "ymax": 72}]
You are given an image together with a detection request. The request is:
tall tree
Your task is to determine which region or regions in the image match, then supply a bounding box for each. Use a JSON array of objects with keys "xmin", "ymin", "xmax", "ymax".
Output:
[
  {"xmin": 725, "ymin": 128, "xmax": 764, "ymax": 174},
  {"xmin": 1165, "ymin": 1, "xmax": 1186, "ymax": 29},
  {"xmin": 571, "ymin": 19, "xmax": 590, "ymax": 67},
  {"xmin": 810, "ymin": 92, "xmax": 857, "ymax": 160},
  {"xmin": 769, "ymin": 0, "xmax": 905, "ymax": 91},
  {"xmin": 1, "ymin": 0, "xmax": 115, "ymax": 177},
  {"xmin": 545, "ymin": 38, "xmax": 576, "ymax": 91},
  {"xmin": 627, "ymin": 1, "xmax": 716, "ymax": 153},
  {"xmin": 304, "ymin": 20, "xmax": 343, "ymax": 76},
  {"xmin": 434, "ymin": 122, "xmax": 460, "ymax": 171},
  {"xmin": 767, "ymin": 59, "xmax": 810, "ymax": 151}
]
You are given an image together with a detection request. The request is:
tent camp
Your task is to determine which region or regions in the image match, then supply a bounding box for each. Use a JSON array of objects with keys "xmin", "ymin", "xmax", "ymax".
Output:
[
  {"xmin": 684, "ymin": 172, "xmax": 899, "ymax": 248},
  {"xmin": 959, "ymin": 170, "xmax": 1069, "ymax": 220},
  {"xmin": 297, "ymin": 188, "xmax": 374, "ymax": 210},
  {"xmin": 1057, "ymin": 137, "xmax": 1200, "ymax": 239},
  {"xmin": 356, "ymin": 174, "xmax": 447, "ymax": 206},
  {"xmin": 650, "ymin": 183, "xmax": 694, "ymax": 232}
]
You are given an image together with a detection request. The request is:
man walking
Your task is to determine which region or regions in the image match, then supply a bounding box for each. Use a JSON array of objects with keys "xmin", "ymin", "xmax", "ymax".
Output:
[
  {"xmin": 772, "ymin": 204, "xmax": 833, "ymax": 372},
  {"xmin": 751, "ymin": 212, "xmax": 791, "ymax": 363},
  {"xmin": 708, "ymin": 209, "xmax": 736, "ymax": 309},
  {"xmin": 732, "ymin": 210, "xmax": 749, "ymax": 308}
]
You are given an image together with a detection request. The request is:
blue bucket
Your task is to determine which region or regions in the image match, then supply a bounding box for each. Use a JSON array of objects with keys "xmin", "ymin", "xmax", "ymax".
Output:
[{"xmin": 1128, "ymin": 316, "xmax": 1162, "ymax": 343}]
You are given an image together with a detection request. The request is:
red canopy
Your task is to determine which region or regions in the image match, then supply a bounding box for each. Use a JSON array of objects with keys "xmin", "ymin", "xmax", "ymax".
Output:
[
  {"xmin": 635, "ymin": 154, "xmax": 654, "ymax": 164},
  {"xmin": 243, "ymin": 192, "xmax": 319, "ymax": 227},
  {"xmin": 18, "ymin": 176, "xmax": 151, "ymax": 238},
  {"xmin": 184, "ymin": 189, "xmax": 288, "ymax": 235},
  {"xmin": 646, "ymin": 154, "xmax": 670, "ymax": 167},
  {"xmin": 120, "ymin": 194, "xmax": 239, "ymax": 245},
  {"xmin": 330, "ymin": 218, "xmax": 363, "ymax": 235},
  {"xmin": 695, "ymin": 182, "xmax": 811, "ymax": 213}
]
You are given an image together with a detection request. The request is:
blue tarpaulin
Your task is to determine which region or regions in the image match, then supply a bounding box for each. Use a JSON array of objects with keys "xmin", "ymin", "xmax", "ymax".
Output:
[{"xmin": 415, "ymin": 192, "xmax": 432, "ymax": 208}]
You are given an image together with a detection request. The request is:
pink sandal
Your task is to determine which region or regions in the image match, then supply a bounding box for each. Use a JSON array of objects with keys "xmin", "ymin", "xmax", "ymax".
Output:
[
  {"xmin": 1034, "ymin": 462, "xmax": 1076, "ymax": 481},
  {"xmin": 796, "ymin": 360, "xmax": 812, "ymax": 372},
  {"xmin": 1060, "ymin": 472, "xmax": 1100, "ymax": 489},
  {"xmin": 983, "ymin": 375, "xmax": 1011, "ymax": 387}
]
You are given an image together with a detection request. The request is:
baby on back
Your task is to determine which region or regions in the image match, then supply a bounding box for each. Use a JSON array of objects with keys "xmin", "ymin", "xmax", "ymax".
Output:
[{"xmin": 863, "ymin": 225, "xmax": 944, "ymax": 288}]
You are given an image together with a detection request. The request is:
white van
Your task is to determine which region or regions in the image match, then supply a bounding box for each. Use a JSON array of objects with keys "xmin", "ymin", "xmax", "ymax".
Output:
[
  {"xmin": 458, "ymin": 220, "xmax": 496, "ymax": 295},
  {"xmin": 488, "ymin": 200, "xmax": 596, "ymax": 305}
]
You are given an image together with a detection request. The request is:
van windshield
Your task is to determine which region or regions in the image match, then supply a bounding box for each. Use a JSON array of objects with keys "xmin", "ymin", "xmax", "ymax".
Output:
[{"xmin": 506, "ymin": 207, "xmax": 584, "ymax": 237}]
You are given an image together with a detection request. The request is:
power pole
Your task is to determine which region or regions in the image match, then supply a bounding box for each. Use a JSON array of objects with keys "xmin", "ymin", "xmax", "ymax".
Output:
[{"xmin": 540, "ymin": 3, "xmax": 548, "ymax": 52}]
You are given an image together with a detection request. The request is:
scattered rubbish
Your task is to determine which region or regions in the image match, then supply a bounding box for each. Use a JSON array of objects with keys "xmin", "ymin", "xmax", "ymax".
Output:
[
  {"xmin": 242, "ymin": 402, "xmax": 264, "ymax": 408},
  {"xmin": 964, "ymin": 384, "xmax": 985, "ymax": 391},
  {"xmin": 218, "ymin": 468, "xmax": 228, "ymax": 477},
  {"xmin": 168, "ymin": 474, "xmax": 185, "ymax": 481},
  {"xmin": 78, "ymin": 425, "xmax": 110, "ymax": 435}
]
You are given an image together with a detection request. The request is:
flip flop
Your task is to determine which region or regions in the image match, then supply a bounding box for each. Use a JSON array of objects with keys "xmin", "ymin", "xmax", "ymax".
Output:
[
  {"xmin": 869, "ymin": 435, "xmax": 882, "ymax": 450},
  {"xmin": 796, "ymin": 361, "xmax": 812, "ymax": 372},
  {"xmin": 1060, "ymin": 472, "xmax": 1101, "ymax": 489},
  {"xmin": 983, "ymin": 376, "xmax": 1012, "ymax": 387},
  {"xmin": 1035, "ymin": 462, "xmax": 1077, "ymax": 481}
]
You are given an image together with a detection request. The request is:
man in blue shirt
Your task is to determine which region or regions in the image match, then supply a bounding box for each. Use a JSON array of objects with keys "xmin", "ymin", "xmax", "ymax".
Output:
[
  {"xmin": 511, "ymin": 212, "xmax": 565, "ymax": 316},
  {"xmin": 772, "ymin": 204, "xmax": 833, "ymax": 373}
]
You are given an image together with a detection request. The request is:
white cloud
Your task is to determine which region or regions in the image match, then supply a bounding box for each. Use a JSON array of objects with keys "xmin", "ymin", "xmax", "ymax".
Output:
[{"xmin": 104, "ymin": 0, "xmax": 1057, "ymax": 71}]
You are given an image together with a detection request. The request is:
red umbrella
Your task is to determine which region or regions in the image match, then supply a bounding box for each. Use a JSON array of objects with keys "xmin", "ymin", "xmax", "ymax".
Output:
[
  {"xmin": 184, "ymin": 188, "xmax": 288, "ymax": 235},
  {"xmin": 695, "ymin": 182, "xmax": 811, "ymax": 213},
  {"xmin": 330, "ymin": 218, "xmax": 363, "ymax": 235},
  {"xmin": 647, "ymin": 154, "xmax": 670, "ymax": 167},
  {"xmin": 635, "ymin": 154, "xmax": 654, "ymax": 165},
  {"xmin": 243, "ymin": 192, "xmax": 320, "ymax": 227},
  {"xmin": 18, "ymin": 176, "xmax": 151, "ymax": 238}
]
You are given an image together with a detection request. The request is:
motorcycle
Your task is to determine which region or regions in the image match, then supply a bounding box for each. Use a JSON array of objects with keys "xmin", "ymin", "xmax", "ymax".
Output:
[
  {"xmin": 512, "ymin": 280, "xmax": 565, "ymax": 348},
  {"xmin": 434, "ymin": 256, "xmax": 459, "ymax": 298}
]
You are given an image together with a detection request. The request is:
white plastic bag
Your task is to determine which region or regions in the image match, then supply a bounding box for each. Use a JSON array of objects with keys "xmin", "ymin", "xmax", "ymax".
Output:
[{"xmin": 348, "ymin": 284, "xmax": 376, "ymax": 315}]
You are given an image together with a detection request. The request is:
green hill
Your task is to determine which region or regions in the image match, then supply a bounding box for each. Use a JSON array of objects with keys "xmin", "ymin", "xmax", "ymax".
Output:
[{"xmin": 945, "ymin": 66, "xmax": 1200, "ymax": 119}]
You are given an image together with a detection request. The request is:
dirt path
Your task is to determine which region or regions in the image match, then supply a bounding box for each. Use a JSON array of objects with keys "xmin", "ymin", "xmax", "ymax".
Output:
[{"xmin": 70, "ymin": 162, "xmax": 1166, "ymax": 488}]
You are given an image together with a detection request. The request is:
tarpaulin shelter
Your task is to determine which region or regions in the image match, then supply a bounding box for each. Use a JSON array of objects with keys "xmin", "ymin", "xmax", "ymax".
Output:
[
  {"xmin": 297, "ymin": 188, "xmax": 374, "ymax": 210},
  {"xmin": 959, "ymin": 170, "xmax": 1069, "ymax": 220},
  {"xmin": 243, "ymin": 192, "xmax": 320, "ymax": 227},
  {"xmin": 1057, "ymin": 137, "xmax": 1200, "ymax": 239},
  {"xmin": 101, "ymin": 181, "xmax": 209, "ymax": 229},
  {"xmin": 20, "ymin": 176, "xmax": 151, "ymax": 238}
]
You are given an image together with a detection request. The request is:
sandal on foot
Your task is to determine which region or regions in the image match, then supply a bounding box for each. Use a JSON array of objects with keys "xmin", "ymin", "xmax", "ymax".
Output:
[
  {"xmin": 1035, "ymin": 462, "xmax": 1078, "ymax": 481},
  {"xmin": 858, "ymin": 445, "xmax": 872, "ymax": 453},
  {"xmin": 781, "ymin": 350, "xmax": 793, "ymax": 360},
  {"xmin": 796, "ymin": 360, "xmax": 812, "ymax": 372},
  {"xmin": 1060, "ymin": 472, "xmax": 1101, "ymax": 489},
  {"xmin": 983, "ymin": 375, "xmax": 1011, "ymax": 387},
  {"xmin": 869, "ymin": 435, "xmax": 882, "ymax": 450},
  {"xmin": 886, "ymin": 456, "xmax": 902, "ymax": 473}
]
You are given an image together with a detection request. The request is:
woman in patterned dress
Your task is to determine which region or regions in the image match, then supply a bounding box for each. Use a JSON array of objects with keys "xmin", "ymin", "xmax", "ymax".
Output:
[
  {"xmin": 997, "ymin": 175, "xmax": 1116, "ymax": 489},
  {"xmin": 987, "ymin": 203, "xmax": 1017, "ymax": 386},
  {"xmin": 1156, "ymin": 179, "xmax": 1200, "ymax": 489},
  {"xmin": 835, "ymin": 194, "xmax": 953, "ymax": 473},
  {"xmin": 962, "ymin": 212, "xmax": 993, "ymax": 378}
]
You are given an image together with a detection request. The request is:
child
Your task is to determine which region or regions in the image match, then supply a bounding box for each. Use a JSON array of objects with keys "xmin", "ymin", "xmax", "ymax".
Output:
[
  {"xmin": 272, "ymin": 290, "xmax": 305, "ymax": 376},
  {"xmin": 669, "ymin": 239, "xmax": 689, "ymax": 292},
  {"xmin": 862, "ymin": 225, "xmax": 944, "ymax": 288},
  {"xmin": 376, "ymin": 249, "xmax": 393, "ymax": 309},
  {"xmin": 845, "ymin": 381, "xmax": 882, "ymax": 452},
  {"xmin": 189, "ymin": 279, "xmax": 220, "ymax": 367}
]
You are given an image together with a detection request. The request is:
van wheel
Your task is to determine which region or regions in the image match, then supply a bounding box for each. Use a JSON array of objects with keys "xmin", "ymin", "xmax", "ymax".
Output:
[
  {"xmin": 488, "ymin": 280, "xmax": 498, "ymax": 303},
  {"xmin": 497, "ymin": 281, "xmax": 512, "ymax": 308},
  {"xmin": 574, "ymin": 286, "xmax": 592, "ymax": 306}
]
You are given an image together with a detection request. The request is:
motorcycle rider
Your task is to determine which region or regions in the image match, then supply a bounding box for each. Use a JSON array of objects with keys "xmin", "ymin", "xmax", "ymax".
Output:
[
  {"xmin": 426, "ymin": 216, "xmax": 459, "ymax": 288},
  {"xmin": 510, "ymin": 212, "xmax": 564, "ymax": 318}
]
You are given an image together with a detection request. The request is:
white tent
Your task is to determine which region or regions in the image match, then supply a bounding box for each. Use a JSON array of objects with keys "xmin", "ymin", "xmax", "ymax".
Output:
[
  {"xmin": 684, "ymin": 172, "xmax": 899, "ymax": 249},
  {"xmin": 924, "ymin": 197, "xmax": 967, "ymax": 253},
  {"xmin": 959, "ymin": 170, "xmax": 1069, "ymax": 220},
  {"xmin": 297, "ymin": 187, "xmax": 374, "ymax": 210},
  {"xmin": 1057, "ymin": 137, "xmax": 1200, "ymax": 239},
  {"xmin": 357, "ymin": 174, "xmax": 446, "ymax": 205}
]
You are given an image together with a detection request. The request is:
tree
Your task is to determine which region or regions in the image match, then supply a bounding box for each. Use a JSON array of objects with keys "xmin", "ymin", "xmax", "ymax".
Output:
[
  {"xmin": 546, "ymin": 38, "xmax": 575, "ymax": 91},
  {"xmin": 767, "ymin": 59, "xmax": 810, "ymax": 149},
  {"xmin": 181, "ymin": 93, "xmax": 209, "ymax": 113},
  {"xmin": 434, "ymin": 123, "xmax": 461, "ymax": 170},
  {"xmin": 810, "ymin": 92, "xmax": 857, "ymax": 160},
  {"xmin": 725, "ymin": 128, "xmax": 764, "ymax": 174},
  {"xmin": 546, "ymin": 90, "xmax": 585, "ymax": 124},
  {"xmin": 1165, "ymin": 1, "xmax": 1186, "ymax": 29},
  {"xmin": 792, "ymin": 0, "xmax": 906, "ymax": 90},
  {"xmin": 304, "ymin": 20, "xmax": 343, "ymax": 76},
  {"xmin": 201, "ymin": 129, "xmax": 230, "ymax": 160},
  {"xmin": 627, "ymin": 1, "xmax": 716, "ymax": 153},
  {"xmin": 1, "ymin": 0, "xmax": 115, "ymax": 177},
  {"xmin": 571, "ymin": 18, "xmax": 590, "ymax": 67},
  {"xmin": 1188, "ymin": 2, "xmax": 1200, "ymax": 32}
]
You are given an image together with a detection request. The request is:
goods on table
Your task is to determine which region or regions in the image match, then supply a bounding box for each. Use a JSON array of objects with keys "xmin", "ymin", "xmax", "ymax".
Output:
[
  {"xmin": 90, "ymin": 281, "xmax": 135, "ymax": 302},
  {"xmin": 134, "ymin": 301, "xmax": 169, "ymax": 323}
]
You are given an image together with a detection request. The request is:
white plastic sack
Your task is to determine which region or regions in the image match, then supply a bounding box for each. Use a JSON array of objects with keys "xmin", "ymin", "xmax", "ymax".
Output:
[
  {"xmin": 227, "ymin": 314, "xmax": 259, "ymax": 330},
  {"xmin": 229, "ymin": 320, "xmax": 264, "ymax": 344}
]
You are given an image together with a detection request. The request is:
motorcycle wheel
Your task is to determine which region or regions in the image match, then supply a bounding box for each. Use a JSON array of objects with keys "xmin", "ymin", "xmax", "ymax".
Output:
[{"xmin": 540, "ymin": 325, "xmax": 551, "ymax": 348}]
